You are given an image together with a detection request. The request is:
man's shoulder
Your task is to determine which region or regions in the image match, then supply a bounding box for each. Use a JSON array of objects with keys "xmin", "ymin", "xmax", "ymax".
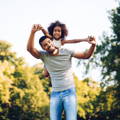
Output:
[
  {"xmin": 39, "ymin": 50, "xmax": 48, "ymax": 54},
  {"xmin": 39, "ymin": 50, "xmax": 49, "ymax": 58}
]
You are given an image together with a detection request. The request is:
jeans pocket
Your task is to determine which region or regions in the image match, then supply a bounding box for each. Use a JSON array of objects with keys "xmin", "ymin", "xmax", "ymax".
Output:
[{"xmin": 69, "ymin": 87, "xmax": 76, "ymax": 94}]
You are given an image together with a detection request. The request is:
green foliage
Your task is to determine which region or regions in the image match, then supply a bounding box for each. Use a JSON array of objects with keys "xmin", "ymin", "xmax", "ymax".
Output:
[
  {"xmin": 77, "ymin": 2, "xmax": 120, "ymax": 119},
  {"xmin": 33, "ymin": 63, "xmax": 52, "ymax": 97},
  {"xmin": 74, "ymin": 76, "xmax": 101, "ymax": 119},
  {"xmin": 91, "ymin": 85, "xmax": 118, "ymax": 120},
  {"xmin": 95, "ymin": 4, "xmax": 120, "ymax": 116},
  {"xmin": 0, "ymin": 40, "xmax": 15, "ymax": 62},
  {"xmin": 0, "ymin": 40, "xmax": 49, "ymax": 120},
  {"xmin": 75, "ymin": 75, "xmax": 119, "ymax": 120}
]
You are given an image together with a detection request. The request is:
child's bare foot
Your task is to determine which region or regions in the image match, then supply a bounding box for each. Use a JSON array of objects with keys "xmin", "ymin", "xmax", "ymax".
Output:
[{"xmin": 53, "ymin": 48, "xmax": 59, "ymax": 55}]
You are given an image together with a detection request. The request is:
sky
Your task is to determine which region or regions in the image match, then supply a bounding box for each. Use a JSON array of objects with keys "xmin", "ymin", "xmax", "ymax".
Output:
[{"xmin": 0, "ymin": 0, "xmax": 118, "ymax": 81}]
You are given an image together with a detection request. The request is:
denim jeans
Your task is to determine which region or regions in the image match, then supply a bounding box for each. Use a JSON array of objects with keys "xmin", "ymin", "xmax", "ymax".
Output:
[{"xmin": 50, "ymin": 87, "xmax": 77, "ymax": 120}]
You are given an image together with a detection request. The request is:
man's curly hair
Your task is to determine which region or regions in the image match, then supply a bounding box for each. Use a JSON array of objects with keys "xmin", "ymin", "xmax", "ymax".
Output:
[{"xmin": 48, "ymin": 21, "xmax": 68, "ymax": 40}]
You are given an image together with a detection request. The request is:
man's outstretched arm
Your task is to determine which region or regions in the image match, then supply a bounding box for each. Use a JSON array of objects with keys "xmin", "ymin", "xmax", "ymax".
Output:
[
  {"xmin": 27, "ymin": 24, "xmax": 42, "ymax": 59},
  {"xmin": 73, "ymin": 36, "xmax": 96, "ymax": 59}
]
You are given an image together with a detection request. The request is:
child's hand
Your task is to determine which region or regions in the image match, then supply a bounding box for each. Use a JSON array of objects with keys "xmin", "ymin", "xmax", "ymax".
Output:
[
  {"xmin": 87, "ymin": 36, "xmax": 96, "ymax": 45},
  {"xmin": 52, "ymin": 47, "xmax": 59, "ymax": 56}
]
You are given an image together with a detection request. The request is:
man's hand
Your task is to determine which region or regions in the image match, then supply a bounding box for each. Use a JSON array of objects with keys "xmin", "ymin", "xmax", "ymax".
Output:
[
  {"xmin": 31, "ymin": 24, "xmax": 43, "ymax": 33},
  {"xmin": 27, "ymin": 24, "xmax": 42, "ymax": 59},
  {"xmin": 87, "ymin": 36, "xmax": 96, "ymax": 45},
  {"xmin": 73, "ymin": 36, "xmax": 96, "ymax": 59}
]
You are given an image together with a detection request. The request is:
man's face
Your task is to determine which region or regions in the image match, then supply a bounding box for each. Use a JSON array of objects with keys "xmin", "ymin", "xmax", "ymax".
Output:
[{"xmin": 41, "ymin": 38, "xmax": 56, "ymax": 52}]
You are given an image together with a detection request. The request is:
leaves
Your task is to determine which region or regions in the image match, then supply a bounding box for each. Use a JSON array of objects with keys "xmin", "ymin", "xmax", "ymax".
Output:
[{"xmin": 0, "ymin": 40, "xmax": 49, "ymax": 120}]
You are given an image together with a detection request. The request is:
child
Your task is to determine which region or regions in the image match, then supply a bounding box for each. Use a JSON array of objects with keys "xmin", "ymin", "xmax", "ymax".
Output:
[{"xmin": 41, "ymin": 20, "xmax": 93, "ymax": 77}]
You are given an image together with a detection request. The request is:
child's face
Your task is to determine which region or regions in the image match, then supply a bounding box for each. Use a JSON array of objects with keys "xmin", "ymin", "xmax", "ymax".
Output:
[{"xmin": 53, "ymin": 26, "xmax": 62, "ymax": 40}]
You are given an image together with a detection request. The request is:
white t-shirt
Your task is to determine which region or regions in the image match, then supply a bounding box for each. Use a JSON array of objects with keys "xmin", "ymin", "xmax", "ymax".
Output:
[{"xmin": 53, "ymin": 39, "xmax": 62, "ymax": 48}]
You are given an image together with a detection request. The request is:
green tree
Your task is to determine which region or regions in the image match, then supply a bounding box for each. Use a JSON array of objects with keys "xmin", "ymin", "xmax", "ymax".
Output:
[
  {"xmin": 74, "ymin": 75, "xmax": 101, "ymax": 119},
  {"xmin": 96, "ymin": 2, "xmax": 120, "ymax": 117},
  {"xmin": 91, "ymin": 85, "xmax": 117, "ymax": 120},
  {"xmin": 0, "ymin": 40, "xmax": 50, "ymax": 120},
  {"xmin": 33, "ymin": 63, "xmax": 52, "ymax": 97},
  {"xmin": 79, "ymin": 1, "xmax": 120, "ymax": 119}
]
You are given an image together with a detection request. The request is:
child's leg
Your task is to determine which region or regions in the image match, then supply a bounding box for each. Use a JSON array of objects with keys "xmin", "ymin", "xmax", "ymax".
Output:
[{"xmin": 44, "ymin": 67, "xmax": 49, "ymax": 77}]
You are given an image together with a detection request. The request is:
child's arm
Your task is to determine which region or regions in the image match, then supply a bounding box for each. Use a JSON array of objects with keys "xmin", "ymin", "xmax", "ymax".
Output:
[
  {"xmin": 61, "ymin": 37, "xmax": 89, "ymax": 45},
  {"xmin": 41, "ymin": 27, "xmax": 52, "ymax": 39}
]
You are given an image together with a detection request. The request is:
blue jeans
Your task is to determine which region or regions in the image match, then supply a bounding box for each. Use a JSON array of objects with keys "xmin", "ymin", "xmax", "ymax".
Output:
[{"xmin": 50, "ymin": 88, "xmax": 77, "ymax": 120}]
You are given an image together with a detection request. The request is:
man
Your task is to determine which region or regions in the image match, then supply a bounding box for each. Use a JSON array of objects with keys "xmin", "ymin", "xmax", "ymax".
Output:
[{"xmin": 27, "ymin": 24, "xmax": 96, "ymax": 120}]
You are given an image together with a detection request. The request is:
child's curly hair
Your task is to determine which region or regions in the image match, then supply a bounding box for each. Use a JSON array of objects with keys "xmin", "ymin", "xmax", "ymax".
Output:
[{"xmin": 48, "ymin": 20, "xmax": 68, "ymax": 40}]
